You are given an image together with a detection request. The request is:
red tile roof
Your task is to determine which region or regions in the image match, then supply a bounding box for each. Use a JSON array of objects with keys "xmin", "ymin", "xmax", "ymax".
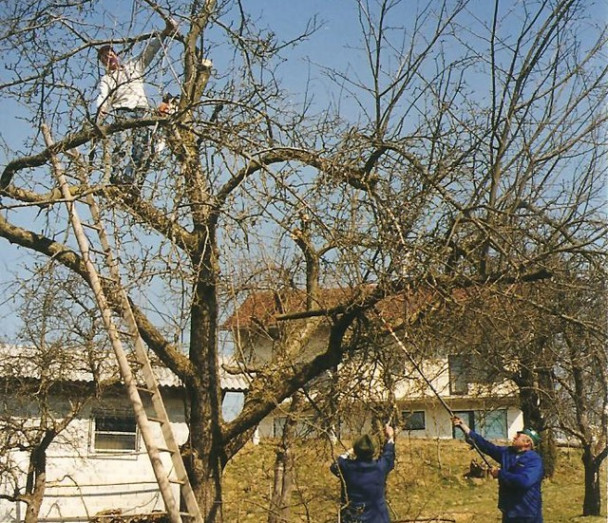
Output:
[{"xmin": 223, "ymin": 284, "xmax": 478, "ymax": 331}]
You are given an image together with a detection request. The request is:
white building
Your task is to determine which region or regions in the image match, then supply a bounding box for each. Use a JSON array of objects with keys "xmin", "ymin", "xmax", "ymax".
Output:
[
  {"xmin": 224, "ymin": 288, "xmax": 526, "ymax": 443},
  {"xmin": 0, "ymin": 285, "xmax": 529, "ymax": 520},
  {"xmin": 0, "ymin": 344, "xmax": 246, "ymax": 523}
]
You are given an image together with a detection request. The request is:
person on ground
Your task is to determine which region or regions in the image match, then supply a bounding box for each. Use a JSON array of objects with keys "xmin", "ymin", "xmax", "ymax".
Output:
[
  {"xmin": 96, "ymin": 18, "xmax": 178, "ymax": 184},
  {"xmin": 330, "ymin": 423, "xmax": 395, "ymax": 523},
  {"xmin": 452, "ymin": 416, "xmax": 544, "ymax": 523}
]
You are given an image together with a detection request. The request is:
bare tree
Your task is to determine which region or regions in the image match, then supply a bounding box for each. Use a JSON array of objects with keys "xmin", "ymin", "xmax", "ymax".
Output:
[
  {"xmin": 0, "ymin": 264, "xmax": 110, "ymax": 522},
  {"xmin": 425, "ymin": 258, "xmax": 607, "ymax": 516},
  {"xmin": 546, "ymin": 268, "xmax": 607, "ymax": 516},
  {"xmin": 0, "ymin": 1, "xmax": 605, "ymax": 520}
]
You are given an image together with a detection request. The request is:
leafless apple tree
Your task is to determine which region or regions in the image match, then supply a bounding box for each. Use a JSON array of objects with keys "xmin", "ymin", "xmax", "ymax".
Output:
[
  {"xmin": 0, "ymin": 0, "xmax": 605, "ymax": 520},
  {"xmin": 0, "ymin": 266, "xmax": 113, "ymax": 522}
]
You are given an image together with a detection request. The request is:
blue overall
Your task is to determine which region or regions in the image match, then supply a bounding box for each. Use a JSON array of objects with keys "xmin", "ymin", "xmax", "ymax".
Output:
[
  {"xmin": 330, "ymin": 442, "xmax": 395, "ymax": 522},
  {"xmin": 469, "ymin": 431, "xmax": 544, "ymax": 523}
]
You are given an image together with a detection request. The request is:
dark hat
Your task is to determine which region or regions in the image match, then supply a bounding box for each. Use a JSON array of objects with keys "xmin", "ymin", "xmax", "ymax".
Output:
[
  {"xmin": 518, "ymin": 428, "xmax": 541, "ymax": 447},
  {"xmin": 97, "ymin": 45, "xmax": 115, "ymax": 58},
  {"xmin": 353, "ymin": 434, "xmax": 375, "ymax": 460}
]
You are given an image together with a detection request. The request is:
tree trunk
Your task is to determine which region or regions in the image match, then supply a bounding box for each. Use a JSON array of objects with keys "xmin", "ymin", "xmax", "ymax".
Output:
[
  {"xmin": 536, "ymin": 365, "xmax": 557, "ymax": 477},
  {"xmin": 182, "ymin": 216, "xmax": 226, "ymax": 522},
  {"xmin": 582, "ymin": 446, "xmax": 602, "ymax": 516},
  {"xmin": 516, "ymin": 355, "xmax": 557, "ymax": 477},
  {"xmin": 24, "ymin": 445, "xmax": 47, "ymax": 523},
  {"xmin": 538, "ymin": 428, "xmax": 557, "ymax": 479},
  {"xmin": 182, "ymin": 436, "xmax": 225, "ymax": 522},
  {"xmin": 268, "ymin": 393, "xmax": 301, "ymax": 523},
  {"xmin": 268, "ymin": 446, "xmax": 294, "ymax": 523},
  {"xmin": 183, "ymin": 392, "xmax": 225, "ymax": 523}
]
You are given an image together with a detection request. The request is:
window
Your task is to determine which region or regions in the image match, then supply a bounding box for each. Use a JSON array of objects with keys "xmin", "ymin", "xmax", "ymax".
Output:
[
  {"xmin": 452, "ymin": 410, "xmax": 508, "ymax": 440},
  {"xmin": 476, "ymin": 409, "xmax": 507, "ymax": 440},
  {"xmin": 402, "ymin": 411, "xmax": 425, "ymax": 431},
  {"xmin": 93, "ymin": 412, "xmax": 138, "ymax": 452},
  {"xmin": 452, "ymin": 410, "xmax": 475, "ymax": 439},
  {"xmin": 449, "ymin": 355, "xmax": 470, "ymax": 395}
]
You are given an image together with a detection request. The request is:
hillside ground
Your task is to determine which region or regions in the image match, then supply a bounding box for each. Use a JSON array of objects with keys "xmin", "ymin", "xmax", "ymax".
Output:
[{"xmin": 223, "ymin": 436, "xmax": 607, "ymax": 522}]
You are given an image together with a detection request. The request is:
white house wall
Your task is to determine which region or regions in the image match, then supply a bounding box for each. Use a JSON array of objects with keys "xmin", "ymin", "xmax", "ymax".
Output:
[
  {"xmin": 252, "ymin": 403, "xmax": 523, "ymax": 442},
  {"xmin": 350, "ymin": 356, "xmax": 519, "ymax": 401},
  {"xmin": 236, "ymin": 333, "xmax": 523, "ymax": 442},
  {"xmin": 0, "ymin": 394, "xmax": 189, "ymax": 523}
]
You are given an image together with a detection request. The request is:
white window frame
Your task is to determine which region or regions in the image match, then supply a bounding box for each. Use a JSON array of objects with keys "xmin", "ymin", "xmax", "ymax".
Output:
[
  {"xmin": 91, "ymin": 411, "xmax": 139, "ymax": 453},
  {"xmin": 448, "ymin": 354, "xmax": 470, "ymax": 395},
  {"xmin": 402, "ymin": 410, "xmax": 426, "ymax": 431}
]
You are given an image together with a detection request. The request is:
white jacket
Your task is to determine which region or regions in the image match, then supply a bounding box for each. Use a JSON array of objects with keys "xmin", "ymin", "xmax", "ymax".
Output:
[{"xmin": 97, "ymin": 36, "xmax": 164, "ymax": 115}]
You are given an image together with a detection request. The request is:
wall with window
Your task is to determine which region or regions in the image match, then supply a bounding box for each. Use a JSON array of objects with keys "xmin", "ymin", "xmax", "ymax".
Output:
[
  {"xmin": 402, "ymin": 410, "xmax": 426, "ymax": 431},
  {"xmin": 252, "ymin": 401, "xmax": 523, "ymax": 445},
  {"xmin": 396, "ymin": 404, "xmax": 523, "ymax": 442},
  {"xmin": 392, "ymin": 355, "xmax": 518, "ymax": 401},
  {"xmin": 92, "ymin": 410, "xmax": 139, "ymax": 453},
  {"xmin": 451, "ymin": 409, "xmax": 511, "ymax": 440},
  {"xmin": 0, "ymin": 389, "xmax": 189, "ymax": 523}
]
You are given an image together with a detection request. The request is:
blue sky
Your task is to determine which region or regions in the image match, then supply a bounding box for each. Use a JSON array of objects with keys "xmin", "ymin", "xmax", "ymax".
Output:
[
  {"xmin": 0, "ymin": 0, "xmax": 605, "ymax": 422},
  {"xmin": 0, "ymin": 0, "xmax": 362, "ymax": 341},
  {"xmin": 1, "ymin": 0, "xmax": 606, "ymax": 342}
]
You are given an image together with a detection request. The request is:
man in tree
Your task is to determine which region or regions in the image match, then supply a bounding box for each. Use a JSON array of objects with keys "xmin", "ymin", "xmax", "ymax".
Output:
[
  {"xmin": 96, "ymin": 18, "xmax": 178, "ymax": 184},
  {"xmin": 452, "ymin": 416, "xmax": 544, "ymax": 523},
  {"xmin": 330, "ymin": 424, "xmax": 395, "ymax": 522}
]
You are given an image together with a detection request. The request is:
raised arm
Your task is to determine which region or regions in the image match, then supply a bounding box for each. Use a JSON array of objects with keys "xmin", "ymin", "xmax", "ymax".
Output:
[
  {"xmin": 138, "ymin": 18, "xmax": 178, "ymax": 69},
  {"xmin": 378, "ymin": 424, "xmax": 396, "ymax": 474}
]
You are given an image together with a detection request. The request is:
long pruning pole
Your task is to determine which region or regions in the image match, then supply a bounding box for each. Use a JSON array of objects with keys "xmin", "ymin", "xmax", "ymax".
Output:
[{"xmin": 379, "ymin": 316, "xmax": 493, "ymax": 469}]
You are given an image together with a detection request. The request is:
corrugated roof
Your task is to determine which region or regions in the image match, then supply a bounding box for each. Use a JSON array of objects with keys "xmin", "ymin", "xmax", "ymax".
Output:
[{"xmin": 0, "ymin": 344, "xmax": 249, "ymax": 392}]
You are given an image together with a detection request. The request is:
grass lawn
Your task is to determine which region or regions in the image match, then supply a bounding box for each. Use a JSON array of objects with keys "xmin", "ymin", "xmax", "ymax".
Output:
[{"xmin": 223, "ymin": 436, "xmax": 606, "ymax": 522}]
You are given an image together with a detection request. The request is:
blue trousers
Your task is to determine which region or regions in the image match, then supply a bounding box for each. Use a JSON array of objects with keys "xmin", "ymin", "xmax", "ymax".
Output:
[
  {"xmin": 502, "ymin": 514, "xmax": 542, "ymax": 523},
  {"xmin": 111, "ymin": 108, "xmax": 151, "ymax": 185}
]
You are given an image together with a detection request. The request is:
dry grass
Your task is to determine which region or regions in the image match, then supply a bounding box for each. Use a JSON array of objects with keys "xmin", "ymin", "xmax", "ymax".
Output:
[{"xmin": 223, "ymin": 437, "xmax": 606, "ymax": 522}]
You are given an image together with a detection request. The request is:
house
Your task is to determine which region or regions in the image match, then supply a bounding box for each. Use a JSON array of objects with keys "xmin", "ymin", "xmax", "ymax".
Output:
[
  {"xmin": 0, "ymin": 344, "xmax": 247, "ymax": 523},
  {"xmin": 224, "ymin": 286, "xmax": 526, "ymax": 443}
]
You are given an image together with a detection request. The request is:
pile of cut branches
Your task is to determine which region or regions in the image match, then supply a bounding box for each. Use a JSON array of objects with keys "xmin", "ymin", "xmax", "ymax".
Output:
[{"xmin": 90, "ymin": 509, "xmax": 168, "ymax": 523}]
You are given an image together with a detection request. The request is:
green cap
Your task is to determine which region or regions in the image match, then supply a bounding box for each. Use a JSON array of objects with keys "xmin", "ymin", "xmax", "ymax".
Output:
[
  {"xmin": 518, "ymin": 428, "xmax": 541, "ymax": 447},
  {"xmin": 353, "ymin": 434, "xmax": 375, "ymax": 460}
]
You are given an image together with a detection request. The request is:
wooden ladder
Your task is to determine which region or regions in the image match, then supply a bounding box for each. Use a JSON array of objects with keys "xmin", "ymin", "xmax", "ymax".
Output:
[{"xmin": 43, "ymin": 125, "xmax": 203, "ymax": 523}]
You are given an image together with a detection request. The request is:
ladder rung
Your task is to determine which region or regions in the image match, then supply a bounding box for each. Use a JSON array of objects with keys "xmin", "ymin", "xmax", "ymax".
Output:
[
  {"xmin": 157, "ymin": 446, "xmax": 176, "ymax": 454},
  {"xmin": 137, "ymin": 386, "xmax": 157, "ymax": 395},
  {"xmin": 147, "ymin": 416, "xmax": 166, "ymax": 424},
  {"xmin": 81, "ymin": 221, "xmax": 102, "ymax": 231},
  {"xmin": 169, "ymin": 478, "xmax": 186, "ymax": 485},
  {"xmin": 89, "ymin": 246, "xmax": 110, "ymax": 255}
]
